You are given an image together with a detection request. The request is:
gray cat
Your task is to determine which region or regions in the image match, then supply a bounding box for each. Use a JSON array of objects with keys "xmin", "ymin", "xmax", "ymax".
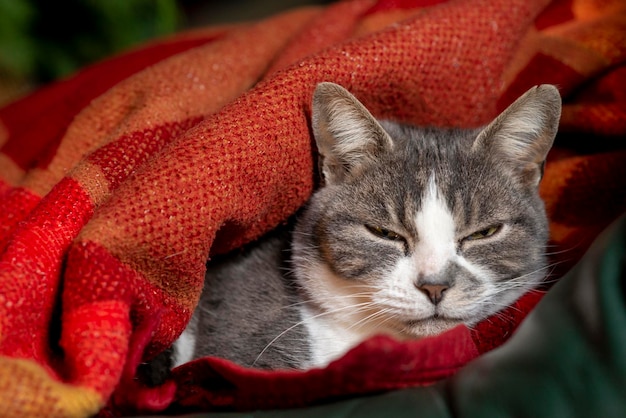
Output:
[{"xmin": 147, "ymin": 82, "xmax": 561, "ymax": 378}]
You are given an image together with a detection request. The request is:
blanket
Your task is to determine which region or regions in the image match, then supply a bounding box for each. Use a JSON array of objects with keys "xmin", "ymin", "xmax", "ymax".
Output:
[{"xmin": 1, "ymin": 0, "xmax": 625, "ymax": 416}]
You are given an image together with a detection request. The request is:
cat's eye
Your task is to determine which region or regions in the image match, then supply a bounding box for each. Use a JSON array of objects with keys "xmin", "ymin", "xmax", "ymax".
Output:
[
  {"xmin": 464, "ymin": 224, "xmax": 502, "ymax": 241},
  {"xmin": 366, "ymin": 225, "xmax": 404, "ymax": 241}
]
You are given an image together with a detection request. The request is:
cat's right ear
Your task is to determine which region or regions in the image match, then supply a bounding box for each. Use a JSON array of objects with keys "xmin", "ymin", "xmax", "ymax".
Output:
[
  {"xmin": 473, "ymin": 85, "xmax": 562, "ymax": 187},
  {"xmin": 311, "ymin": 82, "xmax": 393, "ymax": 185}
]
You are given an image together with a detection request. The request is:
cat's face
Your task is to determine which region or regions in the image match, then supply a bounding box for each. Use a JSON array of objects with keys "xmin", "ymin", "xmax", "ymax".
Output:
[{"xmin": 293, "ymin": 82, "xmax": 561, "ymax": 339}]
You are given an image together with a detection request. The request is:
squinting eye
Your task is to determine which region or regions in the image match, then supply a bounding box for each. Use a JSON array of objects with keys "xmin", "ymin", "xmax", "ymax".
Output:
[
  {"xmin": 366, "ymin": 225, "xmax": 404, "ymax": 241},
  {"xmin": 464, "ymin": 224, "xmax": 502, "ymax": 241}
]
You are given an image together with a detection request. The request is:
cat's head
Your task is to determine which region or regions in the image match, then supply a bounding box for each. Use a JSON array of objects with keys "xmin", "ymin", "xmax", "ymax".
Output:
[{"xmin": 293, "ymin": 82, "xmax": 561, "ymax": 338}]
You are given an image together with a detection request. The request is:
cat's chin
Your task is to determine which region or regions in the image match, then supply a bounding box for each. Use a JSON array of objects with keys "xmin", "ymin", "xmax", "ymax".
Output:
[{"xmin": 397, "ymin": 316, "xmax": 463, "ymax": 339}]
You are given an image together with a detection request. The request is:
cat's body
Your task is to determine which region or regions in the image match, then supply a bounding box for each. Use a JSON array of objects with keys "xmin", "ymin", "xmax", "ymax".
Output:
[
  {"xmin": 166, "ymin": 82, "xmax": 561, "ymax": 372},
  {"xmin": 172, "ymin": 228, "xmax": 312, "ymax": 369}
]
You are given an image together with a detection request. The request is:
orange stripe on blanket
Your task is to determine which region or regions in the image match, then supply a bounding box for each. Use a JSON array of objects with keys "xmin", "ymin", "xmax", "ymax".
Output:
[
  {"xmin": 0, "ymin": 153, "xmax": 24, "ymax": 187},
  {"xmin": 0, "ymin": 119, "xmax": 6, "ymax": 146},
  {"xmin": 83, "ymin": 118, "xmax": 204, "ymax": 194},
  {"xmin": 265, "ymin": 0, "xmax": 375, "ymax": 76},
  {"xmin": 562, "ymin": 103, "xmax": 626, "ymax": 137},
  {"xmin": 0, "ymin": 36, "xmax": 223, "ymax": 172}
]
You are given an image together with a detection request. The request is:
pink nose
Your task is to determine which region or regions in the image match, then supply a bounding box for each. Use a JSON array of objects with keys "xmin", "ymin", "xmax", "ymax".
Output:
[{"xmin": 417, "ymin": 283, "xmax": 449, "ymax": 305}]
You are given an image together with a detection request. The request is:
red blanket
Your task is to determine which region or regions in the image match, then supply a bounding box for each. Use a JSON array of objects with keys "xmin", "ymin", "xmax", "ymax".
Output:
[{"xmin": 1, "ymin": 0, "xmax": 625, "ymax": 416}]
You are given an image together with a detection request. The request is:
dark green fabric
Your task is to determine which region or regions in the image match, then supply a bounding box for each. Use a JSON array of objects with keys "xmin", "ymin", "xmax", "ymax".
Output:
[
  {"xmin": 448, "ymin": 213, "xmax": 626, "ymax": 418},
  {"xmin": 150, "ymin": 214, "xmax": 625, "ymax": 418}
]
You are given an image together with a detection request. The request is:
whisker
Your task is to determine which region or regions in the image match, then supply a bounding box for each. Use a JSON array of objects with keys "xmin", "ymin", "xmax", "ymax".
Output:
[
  {"xmin": 278, "ymin": 292, "xmax": 376, "ymax": 310},
  {"xmin": 252, "ymin": 301, "xmax": 374, "ymax": 366},
  {"xmin": 346, "ymin": 307, "xmax": 393, "ymax": 332}
]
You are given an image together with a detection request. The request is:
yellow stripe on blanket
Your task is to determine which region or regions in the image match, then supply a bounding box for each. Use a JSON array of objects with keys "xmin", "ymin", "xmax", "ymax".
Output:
[{"xmin": 0, "ymin": 357, "xmax": 102, "ymax": 418}]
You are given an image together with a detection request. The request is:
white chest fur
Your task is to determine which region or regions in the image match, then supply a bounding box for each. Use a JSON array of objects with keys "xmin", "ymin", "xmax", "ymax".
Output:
[{"xmin": 298, "ymin": 304, "xmax": 367, "ymax": 369}]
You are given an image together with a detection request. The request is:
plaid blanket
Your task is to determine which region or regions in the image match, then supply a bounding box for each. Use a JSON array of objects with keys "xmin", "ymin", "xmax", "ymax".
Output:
[{"xmin": 1, "ymin": 0, "xmax": 625, "ymax": 416}]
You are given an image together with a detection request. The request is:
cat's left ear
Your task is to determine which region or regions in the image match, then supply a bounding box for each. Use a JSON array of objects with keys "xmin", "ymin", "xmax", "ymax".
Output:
[{"xmin": 473, "ymin": 85, "xmax": 562, "ymax": 186}]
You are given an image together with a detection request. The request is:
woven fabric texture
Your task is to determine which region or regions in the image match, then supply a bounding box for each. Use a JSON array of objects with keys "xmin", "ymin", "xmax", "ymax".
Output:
[{"xmin": 0, "ymin": 0, "xmax": 625, "ymax": 416}]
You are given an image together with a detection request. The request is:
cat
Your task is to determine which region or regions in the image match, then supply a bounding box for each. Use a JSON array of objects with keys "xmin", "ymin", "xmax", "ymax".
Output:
[{"xmin": 143, "ymin": 81, "xmax": 561, "ymax": 380}]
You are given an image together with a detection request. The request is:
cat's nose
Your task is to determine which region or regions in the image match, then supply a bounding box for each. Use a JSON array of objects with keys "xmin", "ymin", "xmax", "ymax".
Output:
[{"xmin": 416, "ymin": 283, "xmax": 449, "ymax": 305}]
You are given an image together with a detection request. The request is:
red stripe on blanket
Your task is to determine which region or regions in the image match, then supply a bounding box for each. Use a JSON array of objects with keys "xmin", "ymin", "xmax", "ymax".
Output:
[
  {"xmin": 534, "ymin": 0, "xmax": 575, "ymax": 30},
  {"xmin": 61, "ymin": 299, "xmax": 132, "ymax": 393},
  {"xmin": 0, "ymin": 178, "xmax": 93, "ymax": 361},
  {"xmin": 0, "ymin": 187, "xmax": 41, "ymax": 250},
  {"xmin": 0, "ymin": 179, "xmax": 9, "ymax": 196}
]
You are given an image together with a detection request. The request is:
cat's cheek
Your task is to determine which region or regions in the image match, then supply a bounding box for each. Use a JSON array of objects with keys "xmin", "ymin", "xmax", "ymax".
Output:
[
  {"xmin": 316, "ymin": 222, "xmax": 398, "ymax": 280},
  {"xmin": 440, "ymin": 258, "xmax": 499, "ymax": 320},
  {"xmin": 469, "ymin": 279, "xmax": 524, "ymax": 320},
  {"xmin": 453, "ymin": 256, "xmax": 494, "ymax": 285},
  {"xmin": 388, "ymin": 256, "xmax": 417, "ymax": 284},
  {"xmin": 440, "ymin": 286, "xmax": 491, "ymax": 321}
]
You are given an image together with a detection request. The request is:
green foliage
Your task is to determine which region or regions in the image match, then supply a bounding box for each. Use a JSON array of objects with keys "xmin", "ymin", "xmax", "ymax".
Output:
[
  {"xmin": 0, "ymin": 0, "xmax": 36, "ymax": 78},
  {"xmin": 0, "ymin": 0, "xmax": 180, "ymax": 83}
]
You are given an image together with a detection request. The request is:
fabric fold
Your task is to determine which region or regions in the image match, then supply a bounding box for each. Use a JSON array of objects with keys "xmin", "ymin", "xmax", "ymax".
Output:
[{"xmin": 0, "ymin": 0, "xmax": 625, "ymax": 417}]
